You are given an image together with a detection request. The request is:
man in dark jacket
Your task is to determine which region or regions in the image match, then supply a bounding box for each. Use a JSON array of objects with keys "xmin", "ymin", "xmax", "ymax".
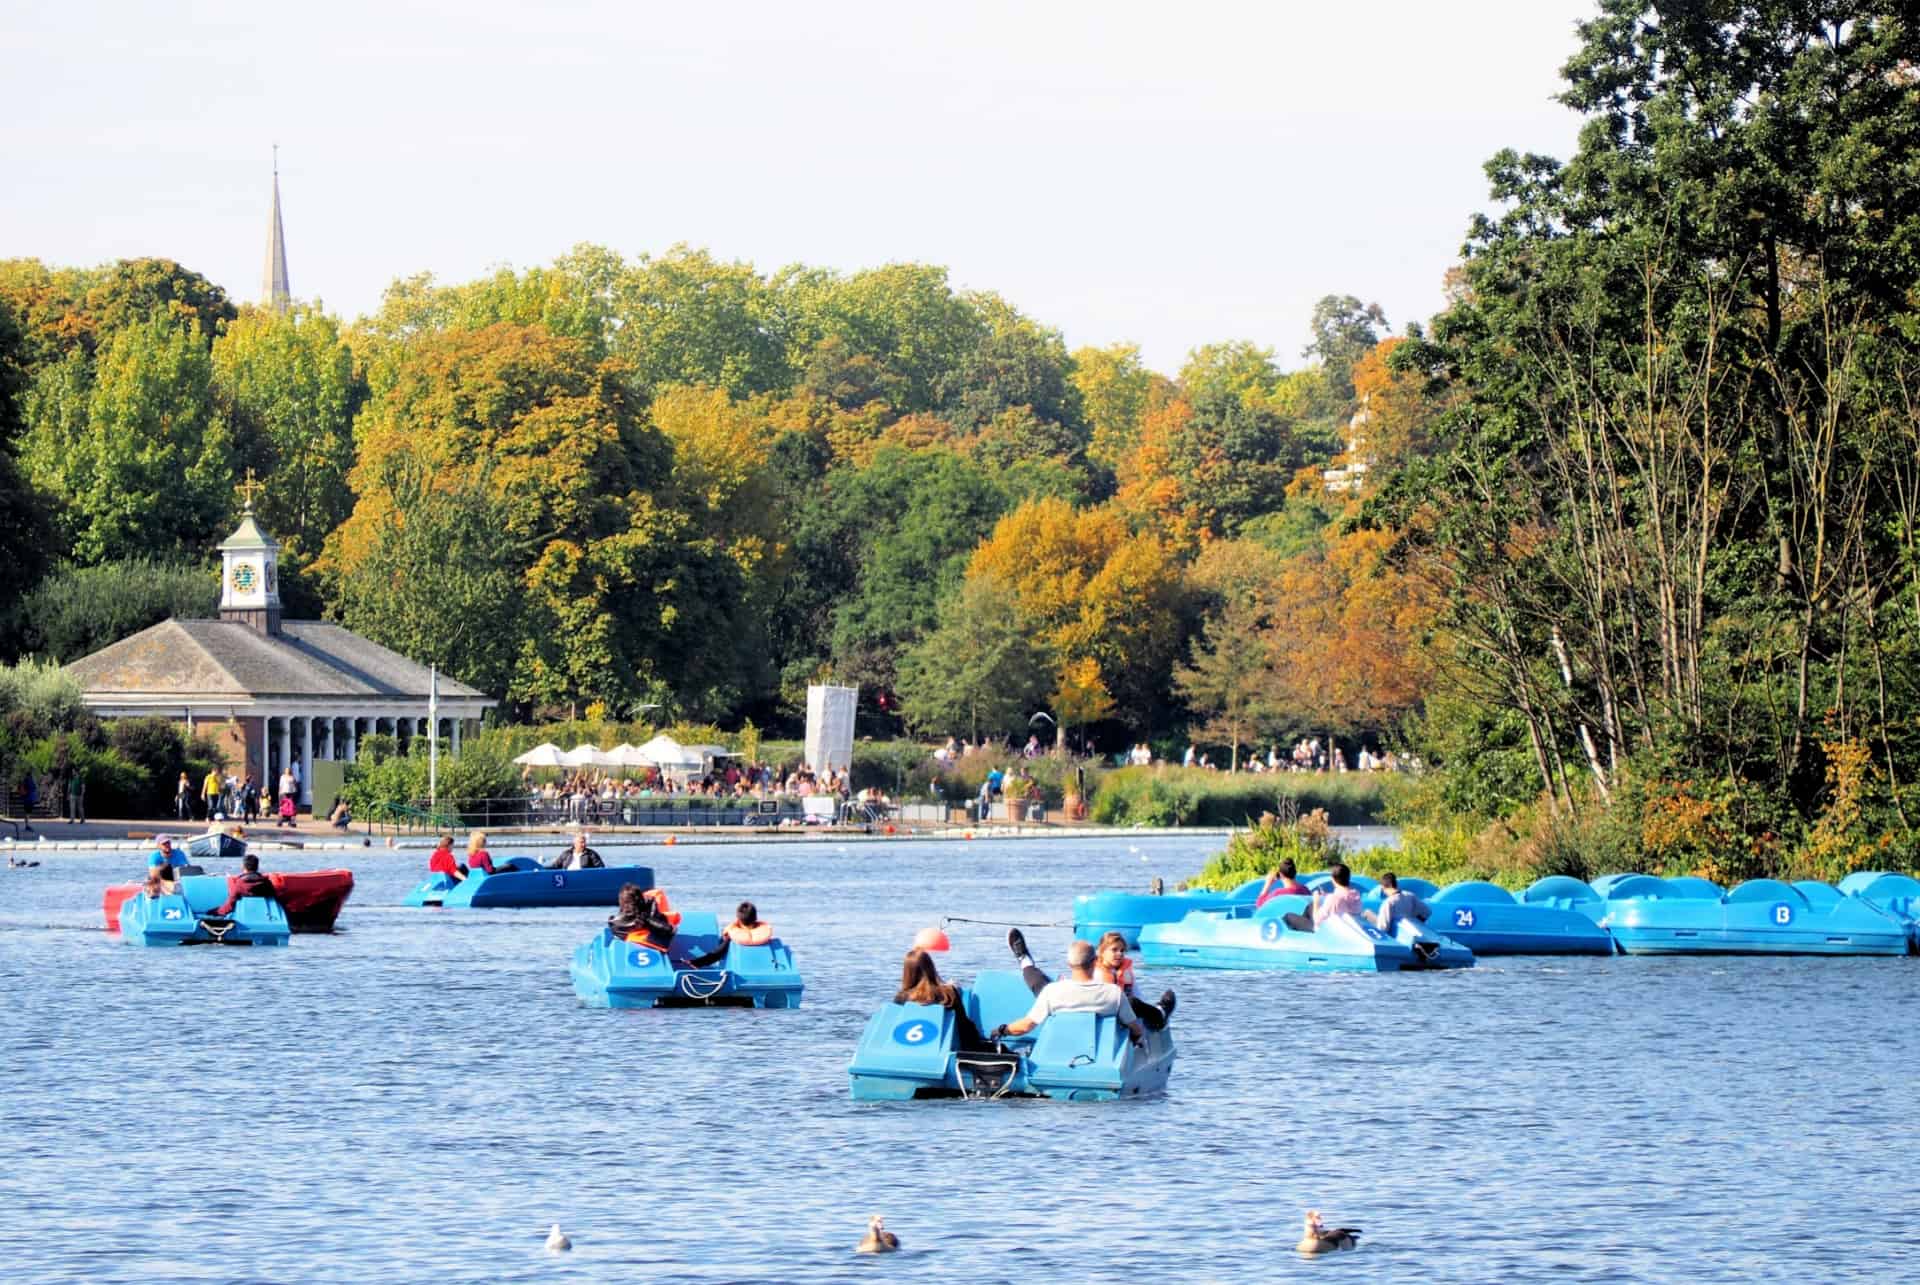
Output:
[{"xmin": 215, "ymin": 854, "xmax": 277, "ymax": 916}]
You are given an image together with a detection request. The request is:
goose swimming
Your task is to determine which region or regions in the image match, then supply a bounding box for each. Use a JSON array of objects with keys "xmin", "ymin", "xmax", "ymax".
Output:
[
  {"xmin": 1296, "ymin": 1210, "xmax": 1361, "ymax": 1255},
  {"xmin": 545, "ymin": 1224, "xmax": 572, "ymax": 1253},
  {"xmin": 856, "ymin": 1215, "xmax": 900, "ymax": 1254}
]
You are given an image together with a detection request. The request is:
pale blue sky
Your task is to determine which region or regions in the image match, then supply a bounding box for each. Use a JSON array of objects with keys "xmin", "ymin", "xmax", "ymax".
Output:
[{"xmin": 3, "ymin": 0, "xmax": 1594, "ymax": 373}]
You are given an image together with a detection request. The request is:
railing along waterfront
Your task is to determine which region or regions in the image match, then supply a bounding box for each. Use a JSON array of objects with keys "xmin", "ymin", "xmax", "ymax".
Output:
[{"xmin": 354, "ymin": 794, "xmax": 942, "ymax": 835}]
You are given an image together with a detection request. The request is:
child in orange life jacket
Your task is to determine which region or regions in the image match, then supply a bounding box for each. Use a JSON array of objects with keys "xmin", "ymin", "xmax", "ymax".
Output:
[
  {"xmin": 1095, "ymin": 930, "xmax": 1174, "ymax": 1031},
  {"xmin": 687, "ymin": 900, "xmax": 772, "ymax": 967}
]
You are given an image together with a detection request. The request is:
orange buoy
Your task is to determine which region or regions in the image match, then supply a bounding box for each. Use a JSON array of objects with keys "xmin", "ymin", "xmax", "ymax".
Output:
[
  {"xmin": 912, "ymin": 925, "xmax": 950, "ymax": 952},
  {"xmin": 664, "ymin": 835, "xmax": 678, "ymax": 846}
]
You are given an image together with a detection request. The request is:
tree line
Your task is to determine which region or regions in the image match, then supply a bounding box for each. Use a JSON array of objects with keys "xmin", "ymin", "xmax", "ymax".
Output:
[{"xmin": 0, "ymin": 246, "xmax": 1428, "ymax": 757}]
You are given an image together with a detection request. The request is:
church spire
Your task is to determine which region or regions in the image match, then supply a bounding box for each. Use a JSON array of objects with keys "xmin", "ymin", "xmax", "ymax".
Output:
[{"xmin": 262, "ymin": 145, "xmax": 291, "ymax": 314}]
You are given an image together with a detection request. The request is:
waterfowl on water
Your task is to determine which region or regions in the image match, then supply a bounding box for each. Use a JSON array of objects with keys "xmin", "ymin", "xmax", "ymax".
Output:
[
  {"xmin": 545, "ymin": 1224, "xmax": 572, "ymax": 1253},
  {"xmin": 1297, "ymin": 1210, "xmax": 1361, "ymax": 1255},
  {"xmin": 856, "ymin": 1215, "xmax": 900, "ymax": 1254}
]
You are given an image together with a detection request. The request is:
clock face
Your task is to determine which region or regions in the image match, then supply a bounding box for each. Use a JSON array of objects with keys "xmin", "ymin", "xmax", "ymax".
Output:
[{"xmin": 231, "ymin": 562, "xmax": 257, "ymax": 594}]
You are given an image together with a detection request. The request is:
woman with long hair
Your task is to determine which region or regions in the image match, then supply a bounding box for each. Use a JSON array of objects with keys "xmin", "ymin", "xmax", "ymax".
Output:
[{"xmin": 895, "ymin": 947, "xmax": 991, "ymax": 1051}]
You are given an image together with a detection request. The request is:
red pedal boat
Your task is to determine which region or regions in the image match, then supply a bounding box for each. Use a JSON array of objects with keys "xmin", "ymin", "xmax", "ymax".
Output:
[{"xmin": 104, "ymin": 869, "xmax": 355, "ymax": 933}]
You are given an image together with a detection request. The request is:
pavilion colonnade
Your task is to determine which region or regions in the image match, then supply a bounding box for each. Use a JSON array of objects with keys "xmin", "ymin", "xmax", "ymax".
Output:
[{"xmin": 259, "ymin": 712, "xmax": 471, "ymax": 806}]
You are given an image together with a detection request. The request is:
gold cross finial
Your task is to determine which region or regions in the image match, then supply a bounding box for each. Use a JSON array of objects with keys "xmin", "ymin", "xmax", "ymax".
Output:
[{"xmin": 237, "ymin": 468, "xmax": 264, "ymax": 511}]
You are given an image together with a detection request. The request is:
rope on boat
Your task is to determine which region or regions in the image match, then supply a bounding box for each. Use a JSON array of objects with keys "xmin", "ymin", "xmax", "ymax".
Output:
[{"xmin": 942, "ymin": 915, "xmax": 1070, "ymax": 930}]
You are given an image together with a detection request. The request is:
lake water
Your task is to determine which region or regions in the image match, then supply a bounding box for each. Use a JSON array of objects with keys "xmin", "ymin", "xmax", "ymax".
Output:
[{"xmin": 1, "ymin": 832, "xmax": 1916, "ymax": 1283}]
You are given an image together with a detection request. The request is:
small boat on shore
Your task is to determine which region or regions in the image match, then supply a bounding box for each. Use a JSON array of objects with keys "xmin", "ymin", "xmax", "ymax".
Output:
[
  {"xmin": 1426, "ymin": 877, "xmax": 1615, "ymax": 955},
  {"xmin": 1137, "ymin": 898, "xmax": 1474, "ymax": 972},
  {"xmin": 570, "ymin": 910, "xmax": 804, "ymax": 1008},
  {"xmin": 1597, "ymin": 874, "xmax": 1908, "ymax": 955},
  {"xmin": 403, "ymin": 859, "xmax": 654, "ymax": 908},
  {"xmin": 104, "ymin": 869, "xmax": 354, "ymax": 934},
  {"xmin": 848, "ymin": 968, "xmax": 1175, "ymax": 1102},
  {"xmin": 115, "ymin": 874, "xmax": 290, "ymax": 947}
]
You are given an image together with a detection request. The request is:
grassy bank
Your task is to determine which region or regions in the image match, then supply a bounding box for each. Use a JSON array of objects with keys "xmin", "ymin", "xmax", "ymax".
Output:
[{"xmin": 1090, "ymin": 767, "xmax": 1390, "ymax": 828}]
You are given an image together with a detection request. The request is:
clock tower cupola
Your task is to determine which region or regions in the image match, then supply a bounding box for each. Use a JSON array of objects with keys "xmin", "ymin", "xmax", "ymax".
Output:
[{"xmin": 219, "ymin": 471, "xmax": 282, "ymax": 635}]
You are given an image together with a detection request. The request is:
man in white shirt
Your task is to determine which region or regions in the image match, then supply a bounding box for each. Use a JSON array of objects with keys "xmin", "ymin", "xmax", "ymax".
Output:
[{"xmin": 992, "ymin": 939, "xmax": 1145, "ymax": 1047}]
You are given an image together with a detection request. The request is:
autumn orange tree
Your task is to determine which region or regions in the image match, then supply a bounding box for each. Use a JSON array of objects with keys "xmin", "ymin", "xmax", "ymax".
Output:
[{"xmin": 966, "ymin": 496, "xmax": 1184, "ymax": 720}]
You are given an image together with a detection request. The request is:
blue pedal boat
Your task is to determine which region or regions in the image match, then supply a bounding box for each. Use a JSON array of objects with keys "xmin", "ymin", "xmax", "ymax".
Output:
[
  {"xmin": 1072, "ymin": 878, "xmax": 1266, "ymax": 947},
  {"xmin": 1424, "ymin": 877, "xmax": 1615, "ymax": 955},
  {"xmin": 1837, "ymin": 872, "xmax": 1920, "ymax": 951},
  {"xmin": 1597, "ymin": 874, "xmax": 1908, "ymax": 955},
  {"xmin": 403, "ymin": 859, "xmax": 656, "ymax": 908},
  {"xmin": 1136, "ymin": 897, "xmax": 1473, "ymax": 971},
  {"xmin": 116, "ymin": 875, "xmax": 291, "ymax": 947},
  {"xmin": 570, "ymin": 910, "xmax": 804, "ymax": 1008},
  {"xmin": 848, "ymin": 968, "xmax": 1175, "ymax": 1102}
]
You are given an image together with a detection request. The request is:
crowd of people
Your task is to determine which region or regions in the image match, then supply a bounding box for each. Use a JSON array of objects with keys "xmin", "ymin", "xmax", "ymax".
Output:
[
  {"xmin": 1174, "ymin": 737, "xmax": 1402, "ymax": 774},
  {"xmin": 521, "ymin": 761, "xmax": 888, "ymax": 824}
]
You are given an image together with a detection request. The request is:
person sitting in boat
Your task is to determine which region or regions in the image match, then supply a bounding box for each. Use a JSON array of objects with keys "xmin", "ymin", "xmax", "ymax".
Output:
[
  {"xmin": 466, "ymin": 831, "xmax": 498, "ymax": 876},
  {"xmin": 1254, "ymin": 858, "xmax": 1310, "ymax": 908},
  {"xmin": 1373, "ymin": 871, "xmax": 1431, "ymax": 934},
  {"xmin": 428, "ymin": 834, "xmax": 466, "ymax": 882},
  {"xmin": 895, "ymin": 946, "xmax": 992, "ymax": 1051},
  {"xmin": 146, "ymin": 835, "xmax": 189, "ymax": 876},
  {"xmin": 1093, "ymin": 930, "xmax": 1175, "ymax": 1030},
  {"xmin": 1284, "ymin": 862, "xmax": 1363, "ymax": 932},
  {"xmin": 995, "ymin": 937, "xmax": 1149, "ymax": 1048},
  {"xmin": 608, "ymin": 882, "xmax": 680, "ymax": 950},
  {"xmin": 545, "ymin": 831, "xmax": 604, "ymax": 870},
  {"xmin": 214, "ymin": 854, "xmax": 277, "ymax": 916},
  {"xmin": 685, "ymin": 900, "xmax": 774, "ymax": 966}
]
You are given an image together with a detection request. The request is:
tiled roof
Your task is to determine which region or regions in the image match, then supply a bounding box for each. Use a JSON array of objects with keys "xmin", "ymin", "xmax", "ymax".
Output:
[{"xmin": 66, "ymin": 617, "xmax": 490, "ymax": 702}]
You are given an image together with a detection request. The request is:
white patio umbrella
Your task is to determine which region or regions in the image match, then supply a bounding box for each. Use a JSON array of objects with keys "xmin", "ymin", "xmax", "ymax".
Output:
[
  {"xmin": 513, "ymin": 743, "xmax": 567, "ymax": 767},
  {"xmin": 561, "ymin": 742, "xmax": 607, "ymax": 767},
  {"xmin": 604, "ymin": 743, "xmax": 653, "ymax": 769}
]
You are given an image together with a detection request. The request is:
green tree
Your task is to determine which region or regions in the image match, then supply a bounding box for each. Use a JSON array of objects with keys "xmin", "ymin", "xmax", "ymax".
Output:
[
  {"xmin": 1302, "ymin": 294, "xmax": 1388, "ymax": 402},
  {"xmin": 1377, "ymin": 1, "xmax": 1920, "ymax": 827},
  {"xmin": 896, "ymin": 576, "xmax": 1053, "ymax": 742},
  {"xmin": 22, "ymin": 313, "xmax": 232, "ymax": 564},
  {"xmin": 0, "ymin": 298, "xmax": 53, "ymax": 625},
  {"xmin": 212, "ymin": 304, "xmax": 363, "ymax": 555},
  {"xmin": 332, "ymin": 459, "xmax": 528, "ymax": 698},
  {"xmin": 12, "ymin": 558, "xmax": 217, "ymax": 661},
  {"xmin": 1173, "ymin": 595, "xmax": 1276, "ymax": 771},
  {"xmin": 1072, "ymin": 342, "xmax": 1158, "ymax": 475},
  {"xmin": 613, "ymin": 245, "xmax": 785, "ymax": 399},
  {"xmin": 775, "ymin": 263, "xmax": 987, "ymax": 414}
]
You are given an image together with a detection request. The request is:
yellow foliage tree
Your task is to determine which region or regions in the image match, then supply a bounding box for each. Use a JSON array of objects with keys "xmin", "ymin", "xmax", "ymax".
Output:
[{"xmin": 967, "ymin": 497, "xmax": 1183, "ymax": 716}]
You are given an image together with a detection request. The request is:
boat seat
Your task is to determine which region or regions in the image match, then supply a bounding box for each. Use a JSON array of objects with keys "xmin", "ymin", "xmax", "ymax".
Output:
[{"xmin": 966, "ymin": 970, "xmax": 1041, "ymax": 1034}]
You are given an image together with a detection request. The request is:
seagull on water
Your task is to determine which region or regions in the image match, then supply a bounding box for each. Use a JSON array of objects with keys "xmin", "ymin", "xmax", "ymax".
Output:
[
  {"xmin": 856, "ymin": 1215, "xmax": 899, "ymax": 1254},
  {"xmin": 545, "ymin": 1224, "xmax": 572, "ymax": 1253}
]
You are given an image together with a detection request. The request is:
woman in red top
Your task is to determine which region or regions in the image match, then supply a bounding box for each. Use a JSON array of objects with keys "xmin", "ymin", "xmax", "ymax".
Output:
[
  {"xmin": 466, "ymin": 831, "xmax": 497, "ymax": 876},
  {"xmin": 1254, "ymin": 858, "xmax": 1310, "ymax": 908},
  {"xmin": 427, "ymin": 834, "xmax": 465, "ymax": 882}
]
